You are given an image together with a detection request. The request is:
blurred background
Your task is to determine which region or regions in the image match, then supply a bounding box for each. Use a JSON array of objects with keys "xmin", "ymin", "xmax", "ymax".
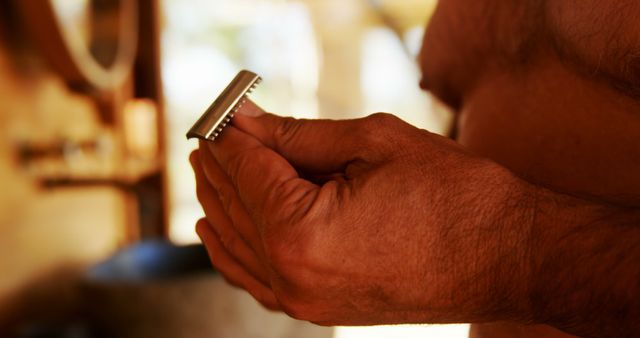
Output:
[{"xmin": 0, "ymin": 0, "xmax": 462, "ymax": 337}]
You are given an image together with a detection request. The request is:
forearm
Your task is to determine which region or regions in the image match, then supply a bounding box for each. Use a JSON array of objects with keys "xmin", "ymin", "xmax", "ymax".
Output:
[{"xmin": 527, "ymin": 186, "xmax": 640, "ymax": 337}]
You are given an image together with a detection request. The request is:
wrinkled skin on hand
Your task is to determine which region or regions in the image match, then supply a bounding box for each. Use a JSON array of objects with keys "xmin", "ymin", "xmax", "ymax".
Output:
[
  {"xmin": 191, "ymin": 0, "xmax": 640, "ymax": 336},
  {"xmin": 190, "ymin": 101, "xmax": 534, "ymax": 325}
]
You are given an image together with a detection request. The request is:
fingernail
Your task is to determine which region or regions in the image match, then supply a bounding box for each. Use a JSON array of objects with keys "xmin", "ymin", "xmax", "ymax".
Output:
[{"xmin": 236, "ymin": 99, "xmax": 265, "ymax": 117}]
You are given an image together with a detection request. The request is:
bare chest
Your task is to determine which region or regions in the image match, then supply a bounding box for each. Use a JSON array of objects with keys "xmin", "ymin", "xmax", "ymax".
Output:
[{"xmin": 456, "ymin": 58, "xmax": 640, "ymax": 206}]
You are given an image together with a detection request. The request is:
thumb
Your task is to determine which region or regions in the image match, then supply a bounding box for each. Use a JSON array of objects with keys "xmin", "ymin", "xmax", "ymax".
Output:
[{"xmin": 233, "ymin": 112, "xmax": 383, "ymax": 174}]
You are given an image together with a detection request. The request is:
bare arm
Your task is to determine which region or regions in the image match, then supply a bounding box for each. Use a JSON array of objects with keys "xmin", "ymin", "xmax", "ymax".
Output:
[
  {"xmin": 528, "ymin": 188, "xmax": 640, "ymax": 338},
  {"xmin": 191, "ymin": 103, "xmax": 639, "ymax": 337}
]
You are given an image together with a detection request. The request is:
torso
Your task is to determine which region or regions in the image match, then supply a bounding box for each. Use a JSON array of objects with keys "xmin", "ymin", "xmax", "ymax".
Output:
[
  {"xmin": 457, "ymin": 53, "xmax": 640, "ymax": 206},
  {"xmin": 457, "ymin": 51, "xmax": 640, "ymax": 338},
  {"xmin": 419, "ymin": 1, "xmax": 640, "ymax": 337}
]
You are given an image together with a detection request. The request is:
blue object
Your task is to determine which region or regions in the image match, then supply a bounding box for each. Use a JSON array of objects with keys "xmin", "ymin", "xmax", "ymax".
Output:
[{"xmin": 86, "ymin": 240, "xmax": 213, "ymax": 282}]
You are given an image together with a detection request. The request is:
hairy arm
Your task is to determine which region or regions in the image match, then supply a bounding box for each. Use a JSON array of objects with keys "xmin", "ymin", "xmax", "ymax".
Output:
[{"xmin": 527, "ymin": 189, "xmax": 640, "ymax": 338}]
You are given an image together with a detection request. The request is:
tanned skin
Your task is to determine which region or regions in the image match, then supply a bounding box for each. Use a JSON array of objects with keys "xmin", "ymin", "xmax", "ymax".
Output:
[
  {"xmin": 422, "ymin": 1, "xmax": 640, "ymax": 337},
  {"xmin": 190, "ymin": 1, "xmax": 640, "ymax": 337}
]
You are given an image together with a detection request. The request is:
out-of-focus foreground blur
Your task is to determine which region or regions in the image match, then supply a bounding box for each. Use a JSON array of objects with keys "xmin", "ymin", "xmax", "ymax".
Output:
[{"xmin": 0, "ymin": 0, "xmax": 465, "ymax": 337}]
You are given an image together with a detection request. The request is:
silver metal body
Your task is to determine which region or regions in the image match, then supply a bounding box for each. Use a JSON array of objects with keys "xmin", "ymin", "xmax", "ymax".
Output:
[{"xmin": 186, "ymin": 70, "xmax": 261, "ymax": 141}]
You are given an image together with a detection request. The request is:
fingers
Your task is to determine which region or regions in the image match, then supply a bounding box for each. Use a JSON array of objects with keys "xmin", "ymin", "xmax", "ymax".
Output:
[
  {"xmin": 196, "ymin": 218, "xmax": 282, "ymax": 311},
  {"xmin": 206, "ymin": 126, "xmax": 319, "ymax": 227},
  {"xmin": 190, "ymin": 150, "xmax": 270, "ymax": 284},
  {"xmin": 232, "ymin": 113, "xmax": 374, "ymax": 173},
  {"xmin": 193, "ymin": 145, "xmax": 266, "ymax": 256}
]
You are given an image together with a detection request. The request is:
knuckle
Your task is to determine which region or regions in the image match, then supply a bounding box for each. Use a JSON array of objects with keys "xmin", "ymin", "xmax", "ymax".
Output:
[
  {"xmin": 366, "ymin": 112, "xmax": 402, "ymax": 128},
  {"xmin": 353, "ymin": 113, "xmax": 400, "ymax": 154},
  {"xmin": 273, "ymin": 117, "xmax": 303, "ymax": 150},
  {"xmin": 360, "ymin": 112, "xmax": 414, "ymax": 158},
  {"xmin": 360, "ymin": 113, "xmax": 397, "ymax": 142}
]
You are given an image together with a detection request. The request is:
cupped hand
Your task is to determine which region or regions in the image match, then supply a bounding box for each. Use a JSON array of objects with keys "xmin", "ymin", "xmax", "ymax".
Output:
[{"xmin": 190, "ymin": 101, "xmax": 534, "ymax": 325}]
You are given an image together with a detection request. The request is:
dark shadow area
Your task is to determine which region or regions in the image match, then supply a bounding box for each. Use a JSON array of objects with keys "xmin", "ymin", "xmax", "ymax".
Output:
[{"xmin": 1, "ymin": 240, "xmax": 214, "ymax": 338}]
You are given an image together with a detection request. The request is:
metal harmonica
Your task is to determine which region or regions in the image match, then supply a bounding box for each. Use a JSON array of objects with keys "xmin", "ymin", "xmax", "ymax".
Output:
[{"xmin": 186, "ymin": 70, "xmax": 261, "ymax": 141}]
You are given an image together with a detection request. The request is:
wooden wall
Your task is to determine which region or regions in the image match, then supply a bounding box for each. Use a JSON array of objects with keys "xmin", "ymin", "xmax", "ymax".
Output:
[{"xmin": 0, "ymin": 37, "xmax": 127, "ymax": 323}]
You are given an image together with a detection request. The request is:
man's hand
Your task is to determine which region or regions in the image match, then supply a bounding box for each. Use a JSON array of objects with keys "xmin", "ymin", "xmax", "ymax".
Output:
[{"xmin": 190, "ymin": 102, "xmax": 536, "ymax": 325}]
